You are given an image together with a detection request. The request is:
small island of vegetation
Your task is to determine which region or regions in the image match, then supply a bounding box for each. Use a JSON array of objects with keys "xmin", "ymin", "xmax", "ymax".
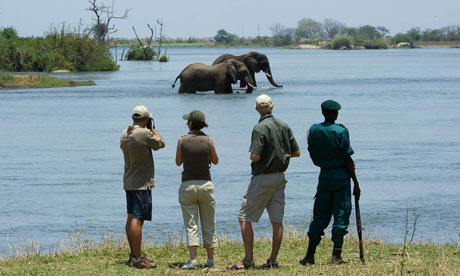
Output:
[{"xmin": 0, "ymin": 74, "xmax": 95, "ymax": 89}]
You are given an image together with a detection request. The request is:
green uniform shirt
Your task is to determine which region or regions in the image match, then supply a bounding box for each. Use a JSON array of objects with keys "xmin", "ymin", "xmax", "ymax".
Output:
[
  {"xmin": 249, "ymin": 114, "xmax": 299, "ymax": 176},
  {"xmin": 307, "ymin": 122, "xmax": 354, "ymax": 180}
]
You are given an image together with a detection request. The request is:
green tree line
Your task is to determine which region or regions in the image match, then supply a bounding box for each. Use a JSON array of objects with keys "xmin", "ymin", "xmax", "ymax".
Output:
[{"xmin": 209, "ymin": 18, "xmax": 460, "ymax": 49}]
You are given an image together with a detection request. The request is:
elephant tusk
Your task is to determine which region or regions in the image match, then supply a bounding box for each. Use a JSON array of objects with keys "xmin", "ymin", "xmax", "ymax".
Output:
[
  {"xmin": 248, "ymin": 83, "xmax": 256, "ymax": 89},
  {"xmin": 265, "ymin": 72, "xmax": 272, "ymax": 78}
]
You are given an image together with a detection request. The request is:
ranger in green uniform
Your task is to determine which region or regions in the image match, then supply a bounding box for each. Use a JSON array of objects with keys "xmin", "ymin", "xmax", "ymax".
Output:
[{"xmin": 299, "ymin": 100, "xmax": 361, "ymax": 265}]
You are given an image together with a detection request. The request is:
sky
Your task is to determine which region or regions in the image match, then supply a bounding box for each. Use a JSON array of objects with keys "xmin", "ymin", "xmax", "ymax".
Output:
[{"xmin": 1, "ymin": 0, "xmax": 459, "ymax": 38}]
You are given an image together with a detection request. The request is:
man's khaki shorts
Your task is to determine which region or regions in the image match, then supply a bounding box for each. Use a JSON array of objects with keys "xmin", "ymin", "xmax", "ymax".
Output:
[{"xmin": 238, "ymin": 172, "xmax": 287, "ymax": 223}]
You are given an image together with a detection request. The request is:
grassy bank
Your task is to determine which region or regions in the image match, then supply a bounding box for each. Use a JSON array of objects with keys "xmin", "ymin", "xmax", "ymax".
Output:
[
  {"xmin": 0, "ymin": 229, "xmax": 458, "ymax": 275},
  {"xmin": 0, "ymin": 74, "xmax": 95, "ymax": 89}
]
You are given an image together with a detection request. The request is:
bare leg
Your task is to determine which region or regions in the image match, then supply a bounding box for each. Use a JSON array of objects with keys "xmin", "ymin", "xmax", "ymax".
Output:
[
  {"xmin": 269, "ymin": 222, "xmax": 283, "ymax": 262},
  {"xmin": 127, "ymin": 217, "xmax": 144, "ymax": 257},
  {"xmin": 206, "ymin": 248, "xmax": 214, "ymax": 260},
  {"xmin": 240, "ymin": 221, "xmax": 254, "ymax": 262},
  {"xmin": 188, "ymin": 246, "xmax": 198, "ymax": 260},
  {"xmin": 125, "ymin": 214, "xmax": 133, "ymax": 254}
]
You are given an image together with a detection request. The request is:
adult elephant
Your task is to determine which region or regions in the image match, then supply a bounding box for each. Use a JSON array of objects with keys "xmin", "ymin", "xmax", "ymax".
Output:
[
  {"xmin": 172, "ymin": 59, "xmax": 255, "ymax": 94},
  {"xmin": 212, "ymin": 51, "xmax": 283, "ymax": 88}
]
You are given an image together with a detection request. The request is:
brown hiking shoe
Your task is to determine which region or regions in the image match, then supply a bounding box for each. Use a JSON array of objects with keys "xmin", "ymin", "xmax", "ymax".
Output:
[
  {"xmin": 259, "ymin": 259, "xmax": 279, "ymax": 269},
  {"xmin": 130, "ymin": 255, "xmax": 157, "ymax": 269}
]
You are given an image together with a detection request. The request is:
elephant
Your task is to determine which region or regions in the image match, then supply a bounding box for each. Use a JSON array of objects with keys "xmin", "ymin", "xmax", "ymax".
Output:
[
  {"xmin": 212, "ymin": 51, "xmax": 283, "ymax": 88},
  {"xmin": 172, "ymin": 59, "xmax": 256, "ymax": 94}
]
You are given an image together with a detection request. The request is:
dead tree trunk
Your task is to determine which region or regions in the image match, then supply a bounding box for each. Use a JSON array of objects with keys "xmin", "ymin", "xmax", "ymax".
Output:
[
  {"xmin": 156, "ymin": 19, "xmax": 164, "ymax": 60},
  {"xmin": 132, "ymin": 26, "xmax": 149, "ymax": 60},
  {"xmin": 120, "ymin": 48, "xmax": 126, "ymax": 60}
]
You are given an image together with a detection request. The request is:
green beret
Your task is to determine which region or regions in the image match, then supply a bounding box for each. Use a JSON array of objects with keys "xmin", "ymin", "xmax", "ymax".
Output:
[{"xmin": 321, "ymin": 100, "xmax": 341, "ymax": 111}]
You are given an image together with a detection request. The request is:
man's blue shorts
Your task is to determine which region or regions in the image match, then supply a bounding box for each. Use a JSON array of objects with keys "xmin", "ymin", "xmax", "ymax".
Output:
[{"xmin": 126, "ymin": 190, "xmax": 152, "ymax": 221}]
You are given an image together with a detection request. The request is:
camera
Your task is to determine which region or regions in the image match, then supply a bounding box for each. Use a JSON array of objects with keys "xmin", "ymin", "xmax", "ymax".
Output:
[{"xmin": 146, "ymin": 115, "xmax": 155, "ymax": 130}]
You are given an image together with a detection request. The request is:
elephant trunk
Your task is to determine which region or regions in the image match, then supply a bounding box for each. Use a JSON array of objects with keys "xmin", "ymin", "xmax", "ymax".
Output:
[
  {"xmin": 264, "ymin": 67, "xmax": 283, "ymax": 88},
  {"xmin": 246, "ymin": 82, "xmax": 255, "ymax": 93},
  {"xmin": 245, "ymin": 77, "xmax": 255, "ymax": 93}
]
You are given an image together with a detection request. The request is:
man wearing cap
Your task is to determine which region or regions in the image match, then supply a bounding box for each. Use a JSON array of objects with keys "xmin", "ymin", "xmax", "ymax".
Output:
[
  {"xmin": 231, "ymin": 94, "xmax": 300, "ymax": 270},
  {"xmin": 299, "ymin": 100, "xmax": 360, "ymax": 265},
  {"xmin": 120, "ymin": 105, "xmax": 165, "ymax": 269}
]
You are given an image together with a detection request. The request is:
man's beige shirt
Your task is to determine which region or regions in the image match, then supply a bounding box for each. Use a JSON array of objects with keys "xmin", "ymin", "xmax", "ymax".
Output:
[{"xmin": 120, "ymin": 125, "xmax": 163, "ymax": 190}]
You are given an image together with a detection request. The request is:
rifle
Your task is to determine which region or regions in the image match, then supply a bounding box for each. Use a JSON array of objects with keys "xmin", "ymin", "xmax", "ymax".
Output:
[{"xmin": 355, "ymin": 196, "xmax": 365, "ymax": 264}]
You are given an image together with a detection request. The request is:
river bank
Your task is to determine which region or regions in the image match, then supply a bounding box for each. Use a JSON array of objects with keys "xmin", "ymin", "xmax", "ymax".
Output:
[
  {"xmin": 0, "ymin": 229, "xmax": 458, "ymax": 275},
  {"xmin": 112, "ymin": 41, "xmax": 460, "ymax": 49},
  {"xmin": 0, "ymin": 74, "xmax": 95, "ymax": 89}
]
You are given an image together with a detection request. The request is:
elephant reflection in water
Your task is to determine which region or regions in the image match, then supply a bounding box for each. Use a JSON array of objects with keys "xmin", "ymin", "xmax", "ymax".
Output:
[
  {"xmin": 172, "ymin": 59, "xmax": 255, "ymax": 94},
  {"xmin": 212, "ymin": 51, "xmax": 283, "ymax": 88}
]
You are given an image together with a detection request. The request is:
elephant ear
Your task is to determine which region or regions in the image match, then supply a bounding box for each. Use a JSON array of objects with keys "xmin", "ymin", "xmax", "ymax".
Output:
[
  {"xmin": 226, "ymin": 63, "xmax": 237, "ymax": 84},
  {"xmin": 244, "ymin": 56, "xmax": 259, "ymax": 72}
]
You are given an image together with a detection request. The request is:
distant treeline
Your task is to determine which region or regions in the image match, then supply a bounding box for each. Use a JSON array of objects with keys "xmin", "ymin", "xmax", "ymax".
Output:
[
  {"xmin": 0, "ymin": 26, "xmax": 119, "ymax": 72},
  {"xmin": 110, "ymin": 18, "xmax": 460, "ymax": 49}
]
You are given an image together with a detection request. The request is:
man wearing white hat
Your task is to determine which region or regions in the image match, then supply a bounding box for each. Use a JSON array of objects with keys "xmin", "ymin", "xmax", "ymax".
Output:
[
  {"xmin": 120, "ymin": 105, "xmax": 165, "ymax": 269},
  {"xmin": 231, "ymin": 94, "xmax": 300, "ymax": 270}
]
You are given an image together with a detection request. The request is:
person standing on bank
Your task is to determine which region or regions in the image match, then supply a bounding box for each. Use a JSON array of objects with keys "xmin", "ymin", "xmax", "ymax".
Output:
[
  {"xmin": 231, "ymin": 94, "xmax": 301, "ymax": 270},
  {"xmin": 175, "ymin": 110, "xmax": 219, "ymax": 270},
  {"xmin": 299, "ymin": 100, "xmax": 361, "ymax": 265},
  {"xmin": 120, "ymin": 105, "xmax": 165, "ymax": 269}
]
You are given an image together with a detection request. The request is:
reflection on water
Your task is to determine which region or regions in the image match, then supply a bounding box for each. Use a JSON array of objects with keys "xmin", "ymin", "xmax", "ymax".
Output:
[{"xmin": 1, "ymin": 48, "xmax": 460, "ymax": 252}]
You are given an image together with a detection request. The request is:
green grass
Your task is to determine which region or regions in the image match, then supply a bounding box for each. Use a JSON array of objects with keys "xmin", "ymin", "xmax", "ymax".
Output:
[
  {"xmin": 0, "ymin": 74, "xmax": 95, "ymax": 89},
  {"xmin": 0, "ymin": 227, "xmax": 459, "ymax": 275}
]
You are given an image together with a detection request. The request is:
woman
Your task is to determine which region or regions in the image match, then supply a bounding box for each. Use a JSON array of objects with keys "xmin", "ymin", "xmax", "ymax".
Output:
[{"xmin": 175, "ymin": 110, "xmax": 219, "ymax": 269}]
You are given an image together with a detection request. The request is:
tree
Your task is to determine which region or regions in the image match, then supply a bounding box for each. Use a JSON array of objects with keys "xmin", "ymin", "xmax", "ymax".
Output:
[
  {"xmin": 358, "ymin": 25, "xmax": 381, "ymax": 39},
  {"xmin": 269, "ymin": 23, "xmax": 285, "ymax": 36},
  {"xmin": 296, "ymin": 18, "xmax": 322, "ymax": 39},
  {"xmin": 87, "ymin": 0, "xmax": 129, "ymax": 45},
  {"xmin": 376, "ymin": 26, "xmax": 390, "ymax": 37},
  {"xmin": 323, "ymin": 19, "xmax": 345, "ymax": 39},
  {"xmin": 214, "ymin": 29, "xmax": 237, "ymax": 44},
  {"xmin": 0, "ymin": 27, "xmax": 18, "ymax": 40},
  {"xmin": 406, "ymin": 28, "xmax": 421, "ymax": 42},
  {"xmin": 273, "ymin": 35, "xmax": 292, "ymax": 46},
  {"xmin": 344, "ymin": 27, "xmax": 358, "ymax": 37}
]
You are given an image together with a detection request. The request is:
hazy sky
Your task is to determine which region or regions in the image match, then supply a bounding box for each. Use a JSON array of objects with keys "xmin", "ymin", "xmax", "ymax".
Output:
[{"xmin": 1, "ymin": 0, "xmax": 459, "ymax": 38}]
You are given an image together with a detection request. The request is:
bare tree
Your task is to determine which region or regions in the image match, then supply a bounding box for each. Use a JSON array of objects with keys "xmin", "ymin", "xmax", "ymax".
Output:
[
  {"xmin": 87, "ymin": 0, "xmax": 130, "ymax": 45},
  {"xmin": 269, "ymin": 23, "xmax": 285, "ymax": 36},
  {"xmin": 156, "ymin": 18, "xmax": 164, "ymax": 60},
  {"xmin": 323, "ymin": 19, "xmax": 346, "ymax": 39}
]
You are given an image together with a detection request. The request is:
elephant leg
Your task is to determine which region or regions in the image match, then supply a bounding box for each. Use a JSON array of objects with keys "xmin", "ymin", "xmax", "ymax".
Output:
[
  {"xmin": 178, "ymin": 83, "xmax": 196, "ymax": 93},
  {"xmin": 178, "ymin": 83, "xmax": 186, "ymax": 93},
  {"xmin": 215, "ymin": 83, "xmax": 232, "ymax": 94},
  {"xmin": 251, "ymin": 72, "xmax": 257, "ymax": 87}
]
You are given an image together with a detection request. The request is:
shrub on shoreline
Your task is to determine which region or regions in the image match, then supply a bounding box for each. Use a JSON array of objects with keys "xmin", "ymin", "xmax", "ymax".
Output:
[
  {"xmin": 331, "ymin": 35, "xmax": 352, "ymax": 49},
  {"xmin": 0, "ymin": 26, "xmax": 119, "ymax": 72},
  {"xmin": 126, "ymin": 45, "xmax": 157, "ymax": 61}
]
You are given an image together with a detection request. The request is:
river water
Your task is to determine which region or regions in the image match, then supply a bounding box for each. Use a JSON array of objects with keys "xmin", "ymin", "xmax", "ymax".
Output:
[{"xmin": 1, "ymin": 48, "xmax": 459, "ymax": 254}]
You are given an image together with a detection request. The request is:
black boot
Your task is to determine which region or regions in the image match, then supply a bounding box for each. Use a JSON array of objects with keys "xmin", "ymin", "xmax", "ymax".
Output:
[
  {"xmin": 299, "ymin": 243, "xmax": 316, "ymax": 265},
  {"xmin": 331, "ymin": 245, "xmax": 347, "ymax": 264}
]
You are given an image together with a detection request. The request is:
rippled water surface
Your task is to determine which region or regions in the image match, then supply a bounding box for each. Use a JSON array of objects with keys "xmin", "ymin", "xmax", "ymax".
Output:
[{"xmin": 1, "ymin": 48, "xmax": 460, "ymax": 253}]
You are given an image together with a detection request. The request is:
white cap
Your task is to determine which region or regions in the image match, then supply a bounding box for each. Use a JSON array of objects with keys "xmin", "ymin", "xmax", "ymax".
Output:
[
  {"xmin": 132, "ymin": 105, "xmax": 151, "ymax": 119},
  {"xmin": 256, "ymin": 94, "xmax": 273, "ymax": 107}
]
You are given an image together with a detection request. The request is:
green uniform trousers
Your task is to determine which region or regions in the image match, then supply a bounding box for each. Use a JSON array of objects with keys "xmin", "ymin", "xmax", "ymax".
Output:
[{"xmin": 307, "ymin": 173, "xmax": 352, "ymax": 247}]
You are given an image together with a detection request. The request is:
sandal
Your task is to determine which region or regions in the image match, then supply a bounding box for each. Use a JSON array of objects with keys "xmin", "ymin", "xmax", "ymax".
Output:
[
  {"xmin": 259, "ymin": 259, "xmax": 279, "ymax": 269},
  {"xmin": 228, "ymin": 258, "xmax": 255, "ymax": 270}
]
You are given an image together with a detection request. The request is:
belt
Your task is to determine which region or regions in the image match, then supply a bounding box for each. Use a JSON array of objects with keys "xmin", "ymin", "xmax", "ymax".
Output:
[{"xmin": 262, "ymin": 170, "xmax": 281, "ymax": 175}]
